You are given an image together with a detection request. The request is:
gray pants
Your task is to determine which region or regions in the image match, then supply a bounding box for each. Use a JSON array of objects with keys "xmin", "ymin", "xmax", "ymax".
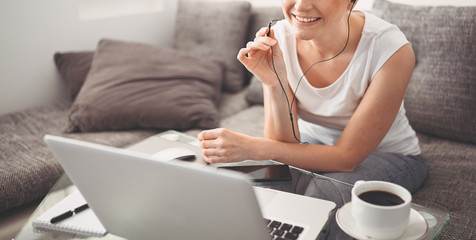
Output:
[
  {"xmin": 300, "ymin": 131, "xmax": 428, "ymax": 193},
  {"xmin": 321, "ymin": 151, "xmax": 427, "ymax": 193}
]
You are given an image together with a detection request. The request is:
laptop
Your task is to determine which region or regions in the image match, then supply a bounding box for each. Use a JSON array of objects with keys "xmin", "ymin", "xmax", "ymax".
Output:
[{"xmin": 43, "ymin": 135, "xmax": 336, "ymax": 240}]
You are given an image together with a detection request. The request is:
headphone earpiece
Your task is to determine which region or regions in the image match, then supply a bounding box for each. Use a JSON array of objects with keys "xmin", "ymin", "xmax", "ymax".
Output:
[
  {"xmin": 267, "ymin": 21, "xmax": 272, "ymax": 37},
  {"xmin": 350, "ymin": 0, "xmax": 356, "ymax": 10}
]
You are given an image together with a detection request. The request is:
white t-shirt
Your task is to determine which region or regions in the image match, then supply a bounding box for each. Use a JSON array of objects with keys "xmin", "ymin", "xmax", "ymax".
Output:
[{"xmin": 273, "ymin": 11, "xmax": 421, "ymax": 155}]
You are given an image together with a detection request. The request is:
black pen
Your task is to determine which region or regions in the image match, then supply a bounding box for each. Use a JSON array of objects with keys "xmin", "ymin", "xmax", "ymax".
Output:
[{"xmin": 50, "ymin": 203, "xmax": 89, "ymax": 224}]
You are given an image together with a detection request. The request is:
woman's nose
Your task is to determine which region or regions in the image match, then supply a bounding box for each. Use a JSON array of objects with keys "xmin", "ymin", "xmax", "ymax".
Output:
[{"xmin": 294, "ymin": 0, "xmax": 313, "ymax": 12}]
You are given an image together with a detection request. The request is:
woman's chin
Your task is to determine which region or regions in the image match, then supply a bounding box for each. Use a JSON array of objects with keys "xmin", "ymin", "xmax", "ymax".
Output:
[{"xmin": 293, "ymin": 29, "xmax": 318, "ymax": 41}]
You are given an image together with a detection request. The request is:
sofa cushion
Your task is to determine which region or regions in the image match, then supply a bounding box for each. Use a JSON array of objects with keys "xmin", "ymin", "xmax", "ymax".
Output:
[
  {"xmin": 373, "ymin": 0, "xmax": 476, "ymax": 144},
  {"xmin": 218, "ymin": 89, "xmax": 251, "ymax": 120},
  {"xmin": 219, "ymin": 105, "xmax": 265, "ymax": 138},
  {"xmin": 67, "ymin": 39, "xmax": 224, "ymax": 132},
  {"xmin": 413, "ymin": 133, "xmax": 476, "ymax": 239},
  {"xmin": 0, "ymin": 102, "xmax": 68, "ymax": 214},
  {"xmin": 54, "ymin": 51, "xmax": 94, "ymax": 101},
  {"xmin": 173, "ymin": 0, "xmax": 251, "ymax": 93},
  {"xmin": 0, "ymin": 100, "xmax": 157, "ymax": 214}
]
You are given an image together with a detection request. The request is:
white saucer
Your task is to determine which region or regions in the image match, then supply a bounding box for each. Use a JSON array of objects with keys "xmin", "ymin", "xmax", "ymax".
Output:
[{"xmin": 336, "ymin": 202, "xmax": 428, "ymax": 240}]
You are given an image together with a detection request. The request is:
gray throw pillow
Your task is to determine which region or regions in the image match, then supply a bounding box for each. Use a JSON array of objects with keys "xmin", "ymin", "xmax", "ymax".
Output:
[
  {"xmin": 67, "ymin": 39, "xmax": 224, "ymax": 132},
  {"xmin": 173, "ymin": 0, "xmax": 251, "ymax": 93},
  {"xmin": 373, "ymin": 0, "xmax": 476, "ymax": 144}
]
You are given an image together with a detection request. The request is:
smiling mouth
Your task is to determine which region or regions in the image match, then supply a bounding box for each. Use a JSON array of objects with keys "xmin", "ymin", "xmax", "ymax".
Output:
[{"xmin": 295, "ymin": 15, "xmax": 321, "ymax": 23}]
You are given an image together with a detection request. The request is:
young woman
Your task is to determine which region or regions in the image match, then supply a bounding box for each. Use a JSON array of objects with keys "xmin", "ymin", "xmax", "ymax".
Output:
[{"xmin": 198, "ymin": 0, "xmax": 427, "ymax": 193}]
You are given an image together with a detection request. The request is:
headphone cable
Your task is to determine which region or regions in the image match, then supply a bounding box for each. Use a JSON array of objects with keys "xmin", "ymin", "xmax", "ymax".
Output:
[{"xmin": 269, "ymin": 2, "xmax": 354, "ymax": 144}]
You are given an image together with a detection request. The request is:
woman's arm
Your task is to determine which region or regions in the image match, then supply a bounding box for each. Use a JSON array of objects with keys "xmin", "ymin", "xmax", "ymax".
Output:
[
  {"xmin": 263, "ymin": 77, "xmax": 301, "ymax": 143},
  {"xmin": 199, "ymin": 44, "xmax": 415, "ymax": 172},
  {"xmin": 252, "ymin": 44, "xmax": 416, "ymax": 172}
]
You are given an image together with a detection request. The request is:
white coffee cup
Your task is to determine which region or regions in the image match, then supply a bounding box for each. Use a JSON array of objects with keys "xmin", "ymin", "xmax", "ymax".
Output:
[{"xmin": 351, "ymin": 180, "xmax": 412, "ymax": 239}]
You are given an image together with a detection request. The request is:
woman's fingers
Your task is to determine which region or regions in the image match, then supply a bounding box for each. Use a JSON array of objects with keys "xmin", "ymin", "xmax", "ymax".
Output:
[
  {"xmin": 203, "ymin": 155, "xmax": 226, "ymax": 164},
  {"xmin": 237, "ymin": 38, "xmax": 277, "ymax": 63},
  {"xmin": 246, "ymin": 41, "xmax": 270, "ymax": 53},
  {"xmin": 250, "ymin": 36, "xmax": 277, "ymax": 48},
  {"xmin": 199, "ymin": 137, "xmax": 220, "ymax": 149},
  {"xmin": 197, "ymin": 128, "xmax": 222, "ymax": 141},
  {"xmin": 237, "ymin": 47, "xmax": 251, "ymax": 62},
  {"xmin": 198, "ymin": 128, "xmax": 228, "ymax": 149},
  {"xmin": 198, "ymin": 128, "xmax": 247, "ymax": 164},
  {"xmin": 202, "ymin": 148, "xmax": 221, "ymax": 157},
  {"xmin": 201, "ymin": 142, "xmax": 232, "ymax": 164},
  {"xmin": 255, "ymin": 26, "xmax": 270, "ymax": 38}
]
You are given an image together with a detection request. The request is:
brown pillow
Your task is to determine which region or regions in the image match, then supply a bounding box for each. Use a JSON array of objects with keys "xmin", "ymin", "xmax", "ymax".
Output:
[
  {"xmin": 54, "ymin": 51, "xmax": 94, "ymax": 101},
  {"xmin": 66, "ymin": 39, "xmax": 224, "ymax": 132}
]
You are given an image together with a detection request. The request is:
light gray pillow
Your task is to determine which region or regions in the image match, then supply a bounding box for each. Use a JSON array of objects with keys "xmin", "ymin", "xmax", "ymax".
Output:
[
  {"xmin": 67, "ymin": 39, "xmax": 224, "ymax": 132},
  {"xmin": 247, "ymin": 7, "xmax": 284, "ymax": 42},
  {"xmin": 245, "ymin": 76, "xmax": 264, "ymax": 106},
  {"xmin": 373, "ymin": 0, "xmax": 476, "ymax": 144},
  {"xmin": 173, "ymin": 0, "xmax": 251, "ymax": 93}
]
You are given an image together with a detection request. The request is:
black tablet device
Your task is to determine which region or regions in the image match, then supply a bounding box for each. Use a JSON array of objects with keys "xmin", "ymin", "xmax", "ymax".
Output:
[{"xmin": 218, "ymin": 164, "xmax": 292, "ymax": 182}]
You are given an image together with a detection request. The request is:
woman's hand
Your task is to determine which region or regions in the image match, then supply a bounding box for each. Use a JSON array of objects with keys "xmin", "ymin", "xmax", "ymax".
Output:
[
  {"xmin": 198, "ymin": 128, "xmax": 254, "ymax": 164},
  {"xmin": 237, "ymin": 27, "xmax": 287, "ymax": 88}
]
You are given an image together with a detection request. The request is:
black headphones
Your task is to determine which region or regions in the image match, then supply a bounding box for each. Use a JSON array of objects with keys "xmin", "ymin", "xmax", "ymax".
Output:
[{"xmin": 266, "ymin": 0, "xmax": 356, "ymax": 143}]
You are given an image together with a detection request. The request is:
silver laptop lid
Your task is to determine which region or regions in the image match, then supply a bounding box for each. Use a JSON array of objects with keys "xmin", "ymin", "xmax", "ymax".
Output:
[{"xmin": 44, "ymin": 135, "xmax": 270, "ymax": 240}]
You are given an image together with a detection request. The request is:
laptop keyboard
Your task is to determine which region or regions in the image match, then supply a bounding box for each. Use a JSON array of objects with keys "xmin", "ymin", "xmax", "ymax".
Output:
[{"xmin": 265, "ymin": 218, "xmax": 304, "ymax": 240}]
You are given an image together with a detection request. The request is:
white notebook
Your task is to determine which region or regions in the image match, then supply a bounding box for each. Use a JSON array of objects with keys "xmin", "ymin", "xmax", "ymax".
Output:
[{"xmin": 32, "ymin": 190, "xmax": 107, "ymax": 237}]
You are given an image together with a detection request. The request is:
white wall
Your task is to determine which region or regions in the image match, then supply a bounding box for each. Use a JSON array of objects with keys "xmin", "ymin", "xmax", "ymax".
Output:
[{"xmin": 0, "ymin": 0, "xmax": 178, "ymax": 115}]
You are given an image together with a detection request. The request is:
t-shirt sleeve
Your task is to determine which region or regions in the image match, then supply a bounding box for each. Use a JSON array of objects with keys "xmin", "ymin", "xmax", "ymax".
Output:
[{"xmin": 370, "ymin": 25, "xmax": 410, "ymax": 79}]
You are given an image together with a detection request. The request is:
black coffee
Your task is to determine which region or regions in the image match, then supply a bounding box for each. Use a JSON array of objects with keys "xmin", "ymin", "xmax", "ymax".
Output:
[{"xmin": 358, "ymin": 190, "xmax": 404, "ymax": 206}]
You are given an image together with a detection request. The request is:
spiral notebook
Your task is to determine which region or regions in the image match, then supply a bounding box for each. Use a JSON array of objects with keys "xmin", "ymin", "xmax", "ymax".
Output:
[{"xmin": 32, "ymin": 190, "xmax": 107, "ymax": 237}]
